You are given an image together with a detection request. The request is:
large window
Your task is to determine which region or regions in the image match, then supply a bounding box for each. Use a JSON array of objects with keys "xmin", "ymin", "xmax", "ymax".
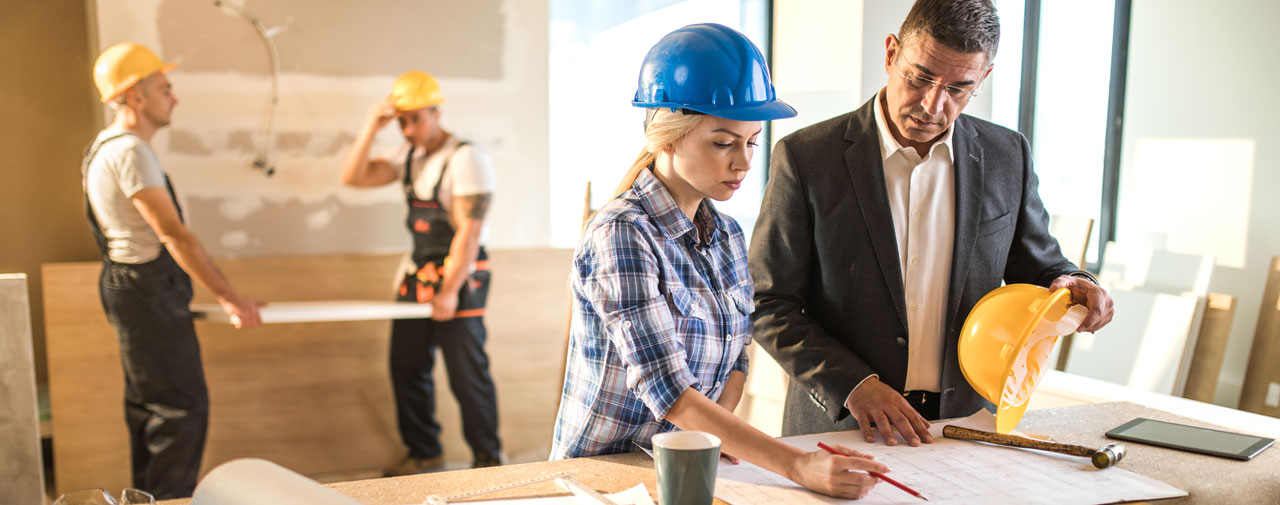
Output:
[
  {"xmin": 548, "ymin": 0, "xmax": 769, "ymax": 247},
  {"xmin": 987, "ymin": 0, "xmax": 1025, "ymax": 131},
  {"xmin": 1026, "ymin": 0, "xmax": 1119, "ymax": 265}
]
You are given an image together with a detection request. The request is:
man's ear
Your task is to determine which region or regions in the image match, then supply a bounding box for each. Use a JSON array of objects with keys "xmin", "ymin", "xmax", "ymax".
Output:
[
  {"xmin": 122, "ymin": 86, "xmax": 143, "ymax": 109},
  {"xmin": 884, "ymin": 34, "xmax": 900, "ymax": 74}
]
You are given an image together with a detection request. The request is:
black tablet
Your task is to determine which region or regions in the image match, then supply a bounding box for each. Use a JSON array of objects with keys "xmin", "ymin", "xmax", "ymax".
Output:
[{"xmin": 1106, "ymin": 417, "xmax": 1275, "ymax": 460}]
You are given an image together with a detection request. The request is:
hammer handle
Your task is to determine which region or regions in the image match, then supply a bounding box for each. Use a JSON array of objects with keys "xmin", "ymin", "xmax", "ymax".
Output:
[{"xmin": 943, "ymin": 425, "xmax": 1095, "ymax": 457}]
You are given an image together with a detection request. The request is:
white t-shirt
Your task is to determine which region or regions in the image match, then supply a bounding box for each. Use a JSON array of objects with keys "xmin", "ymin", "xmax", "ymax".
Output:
[
  {"xmin": 83, "ymin": 128, "xmax": 168, "ymax": 264},
  {"xmin": 385, "ymin": 136, "xmax": 496, "ymax": 245}
]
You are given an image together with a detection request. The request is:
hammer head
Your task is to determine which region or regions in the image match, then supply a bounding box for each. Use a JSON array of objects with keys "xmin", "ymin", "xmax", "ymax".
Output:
[{"xmin": 1091, "ymin": 443, "xmax": 1126, "ymax": 469}]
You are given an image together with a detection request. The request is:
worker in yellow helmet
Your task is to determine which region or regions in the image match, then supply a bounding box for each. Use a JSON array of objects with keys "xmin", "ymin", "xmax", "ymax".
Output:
[
  {"xmin": 82, "ymin": 42, "xmax": 264, "ymax": 498},
  {"xmin": 339, "ymin": 70, "xmax": 500, "ymax": 474}
]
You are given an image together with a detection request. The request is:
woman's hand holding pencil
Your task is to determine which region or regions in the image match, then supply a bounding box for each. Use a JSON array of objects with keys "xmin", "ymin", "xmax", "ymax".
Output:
[
  {"xmin": 786, "ymin": 442, "xmax": 887, "ymax": 500},
  {"xmin": 818, "ymin": 442, "xmax": 929, "ymax": 501}
]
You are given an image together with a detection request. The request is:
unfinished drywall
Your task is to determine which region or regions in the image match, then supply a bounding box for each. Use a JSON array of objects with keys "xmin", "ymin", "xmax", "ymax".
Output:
[
  {"xmin": 159, "ymin": 0, "xmax": 503, "ymax": 79},
  {"xmin": 182, "ymin": 195, "xmax": 408, "ymax": 256},
  {"xmin": 94, "ymin": 0, "xmax": 551, "ymax": 258}
]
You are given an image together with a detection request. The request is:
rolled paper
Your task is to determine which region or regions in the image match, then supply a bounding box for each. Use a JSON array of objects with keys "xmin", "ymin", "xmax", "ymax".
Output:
[{"xmin": 191, "ymin": 458, "xmax": 364, "ymax": 505}]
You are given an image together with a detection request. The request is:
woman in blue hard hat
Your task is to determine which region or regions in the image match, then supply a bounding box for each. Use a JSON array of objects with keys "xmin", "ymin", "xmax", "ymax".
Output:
[{"xmin": 550, "ymin": 23, "xmax": 887, "ymax": 499}]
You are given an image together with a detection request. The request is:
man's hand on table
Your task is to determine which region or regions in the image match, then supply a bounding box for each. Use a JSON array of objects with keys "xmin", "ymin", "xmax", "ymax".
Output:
[{"xmin": 845, "ymin": 377, "xmax": 933, "ymax": 446}]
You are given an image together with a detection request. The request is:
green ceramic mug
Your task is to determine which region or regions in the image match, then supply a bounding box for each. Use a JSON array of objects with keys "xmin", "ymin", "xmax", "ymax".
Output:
[{"xmin": 652, "ymin": 431, "xmax": 721, "ymax": 505}]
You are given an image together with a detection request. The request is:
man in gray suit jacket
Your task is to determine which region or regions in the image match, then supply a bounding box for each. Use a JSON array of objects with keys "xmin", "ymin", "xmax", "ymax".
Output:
[{"xmin": 750, "ymin": 0, "xmax": 1114, "ymax": 447}]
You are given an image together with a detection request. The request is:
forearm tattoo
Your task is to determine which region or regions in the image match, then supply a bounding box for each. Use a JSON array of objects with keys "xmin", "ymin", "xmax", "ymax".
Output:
[{"xmin": 457, "ymin": 193, "xmax": 492, "ymax": 220}]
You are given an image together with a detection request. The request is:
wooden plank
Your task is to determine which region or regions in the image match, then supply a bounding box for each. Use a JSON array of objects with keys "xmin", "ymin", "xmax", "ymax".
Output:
[
  {"xmin": 1241, "ymin": 257, "xmax": 1280, "ymax": 417},
  {"xmin": 1, "ymin": 274, "xmax": 46, "ymax": 505},
  {"xmin": 1181, "ymin": 293, "xmax": 1237, "ymax": 403},
  {"xmin": 44, "ymin": 249, "xmax": 574, "ymax": 495},
  {"xmin": 192, "ymin": 300, "xmax": 433, "ymax": 324}
]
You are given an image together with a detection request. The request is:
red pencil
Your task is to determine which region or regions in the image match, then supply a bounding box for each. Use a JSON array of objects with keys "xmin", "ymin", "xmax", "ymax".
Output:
[{"xmin": 817, "ymin": 441, "xmax": 928, "ymax": 501}]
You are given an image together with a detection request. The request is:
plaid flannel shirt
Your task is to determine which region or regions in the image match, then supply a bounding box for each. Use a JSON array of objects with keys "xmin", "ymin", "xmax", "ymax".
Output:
[{"xmin": 550, "ymin": 168, "xmax": 754, "ymax": 460}]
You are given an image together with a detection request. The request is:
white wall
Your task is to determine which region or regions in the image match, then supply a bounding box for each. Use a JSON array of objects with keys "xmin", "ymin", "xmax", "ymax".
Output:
[
  {"xmin": 1116, "ymin": 0, "xmax": 1280, "ymax": 407},
  {"xmin": 94, "ymin": 0, "xmax": 550, "ymax": 256},
  {"xmin": 770, "ymin": 0, "xmax": 863, "ymax": 142}
]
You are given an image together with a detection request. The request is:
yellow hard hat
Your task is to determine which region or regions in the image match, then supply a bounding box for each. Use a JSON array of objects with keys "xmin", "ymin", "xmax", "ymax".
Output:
[
  {"xmin": 93, "ymin": 42, "xmax": 177, "ymax": 103},
  {"xmin": 391, "ymin": 70, "xmax": 445, "ymax": 111},
  {"xmin": 958, "ymin": 284, "xmax": 1087, "ymax": 433}
]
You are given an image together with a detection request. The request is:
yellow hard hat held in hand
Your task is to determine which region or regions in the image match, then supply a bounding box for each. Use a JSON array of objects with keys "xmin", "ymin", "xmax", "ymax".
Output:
[
  {"xmin": 958, "ymin": 284, "xmax": 1087, "ymax": 433},
  {"xmin": 93, "ymin": 42, "xmax": 177, "ymax": 103}
]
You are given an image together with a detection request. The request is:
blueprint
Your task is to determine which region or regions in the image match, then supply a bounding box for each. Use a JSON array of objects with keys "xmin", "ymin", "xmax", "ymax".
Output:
[{"xmin": 715, "ymin": 411, "xmax": 1186, "ymax": 505}]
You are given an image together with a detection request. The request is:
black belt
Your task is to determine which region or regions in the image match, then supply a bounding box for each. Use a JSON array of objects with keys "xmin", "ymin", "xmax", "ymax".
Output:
[{"xmin": 902, "ymin": 390, "xmax": 941, "ymax": 420}]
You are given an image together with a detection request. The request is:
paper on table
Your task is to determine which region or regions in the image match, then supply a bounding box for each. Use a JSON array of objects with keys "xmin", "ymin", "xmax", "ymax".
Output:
[
  {"xmin": 713, "ymin": 410, "xmax": 1187, "ymax": 505},
  {"xmin": 191, "ymin": 458, "xmax": 364, "ymax": 505},
  {"xmin": 947, "ymin": 409, "xmax": 1055, "ymax": 441},
  {"xmin": 422, "ymin": 483, "xmax": 654, "ymax": 505},
  {"xmin": 945, "ymin": 409, "xmax": 997, "ymax": 431}
]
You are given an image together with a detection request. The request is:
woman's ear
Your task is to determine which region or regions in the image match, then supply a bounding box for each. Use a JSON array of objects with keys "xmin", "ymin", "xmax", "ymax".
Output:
[{"xmin": 663, "ymin": 135, "xmax": 684, "ymax": 156}]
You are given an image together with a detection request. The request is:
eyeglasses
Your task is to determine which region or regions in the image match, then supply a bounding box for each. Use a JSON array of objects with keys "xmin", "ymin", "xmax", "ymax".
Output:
[
  {"xmin": 53, "ymin": 488, "xmax": 155, "ymax": 505},
  {"xmin": 895, "ymin": 55, "xmax": 982, "ymax": 101}
]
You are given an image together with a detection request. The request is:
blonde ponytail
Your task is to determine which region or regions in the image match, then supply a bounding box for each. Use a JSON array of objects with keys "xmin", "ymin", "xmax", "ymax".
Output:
[{"xmin": 610, "ymin": 109, "xmax": 704, "ymax": 199}]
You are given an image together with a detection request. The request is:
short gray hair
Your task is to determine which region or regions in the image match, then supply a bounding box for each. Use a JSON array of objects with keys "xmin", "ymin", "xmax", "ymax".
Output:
[{"xmin": 899, "ymin": 0, "xmax": 1001, "ymax": 64}]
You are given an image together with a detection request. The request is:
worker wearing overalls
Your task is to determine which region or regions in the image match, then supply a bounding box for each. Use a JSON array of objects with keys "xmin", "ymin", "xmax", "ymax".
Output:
[
  {"xmin": 83, "ymin": 42, "xmax": 263, "ymax": 499},
  {"xmin": 339, "ymin": 70, "xmax": 501, "ymax": 475}
]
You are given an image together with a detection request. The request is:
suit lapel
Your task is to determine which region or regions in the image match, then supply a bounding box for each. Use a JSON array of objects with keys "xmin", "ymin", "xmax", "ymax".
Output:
[
  {"xmin": 844, "ymin": 101, "xmax": 907, "ymax": 331},
  {"xmin": 947, "ymin": 116, "xmax": 984, "ymax": 328}
]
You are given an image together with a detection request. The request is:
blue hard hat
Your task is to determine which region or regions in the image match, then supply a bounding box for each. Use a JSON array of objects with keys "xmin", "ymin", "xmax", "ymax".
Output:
[{"xmin": 633, "ymin": 23, "xmax": 796, "ymax": 121}]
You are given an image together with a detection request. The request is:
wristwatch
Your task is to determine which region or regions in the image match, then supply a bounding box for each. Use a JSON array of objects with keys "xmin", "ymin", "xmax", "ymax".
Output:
[{"xmin": 1067, "ymin": 270, "xmax": 1100, "ymax": 286}]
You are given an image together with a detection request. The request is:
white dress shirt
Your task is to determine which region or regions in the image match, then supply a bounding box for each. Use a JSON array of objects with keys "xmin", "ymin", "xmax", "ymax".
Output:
[{"xmin": 871, "ymin": 89, "xmax": 956, "ymax": 393}]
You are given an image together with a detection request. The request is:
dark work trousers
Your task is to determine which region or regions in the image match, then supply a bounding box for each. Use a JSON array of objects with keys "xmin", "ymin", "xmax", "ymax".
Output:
[
  {"xmin": 84, "ymin": 133, "xmax": 206, "ymax": 499},
  {"xmin": 98, "ymin": 250, "xmax": 208, "ymax": 499},
  {"xmin": 391, "ymin": 140, "xmax": 500, "ymax": 462},
  {"xmin": 389, "ymin": 310, "xmax": 500, "ymax": 461}
]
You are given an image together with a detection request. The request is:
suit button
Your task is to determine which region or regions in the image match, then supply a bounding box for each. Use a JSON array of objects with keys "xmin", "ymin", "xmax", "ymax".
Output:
[{"xmin": 896, "ymin": 336, "xmax": 907, "ymax": 347}]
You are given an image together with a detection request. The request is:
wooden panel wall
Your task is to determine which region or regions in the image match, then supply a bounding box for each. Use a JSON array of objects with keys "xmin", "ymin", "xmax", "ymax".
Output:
[
  {"xmin": 44, "ymin": 249, "xmax": 572, "ymax": 494},
  {"xmin": 1182, "ymin": 293, "xmax": 1237, "ymax": 403},
  {"xmin": 0, "ymin": 0, "xmax": 102, "ymax": 386}
]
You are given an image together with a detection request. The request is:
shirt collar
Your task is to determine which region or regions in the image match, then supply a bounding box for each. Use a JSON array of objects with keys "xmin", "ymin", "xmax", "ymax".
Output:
[
  {"xmin": 632, "ymin": 167, "xmax": 721, "ymax": 245},
  {"xmin": 873, "ymin": 88, "xmax": 954, "ymax": 163},
  {"xmin": 405, "ymin": 135, "xmax": 459, "ymax": 161}
]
